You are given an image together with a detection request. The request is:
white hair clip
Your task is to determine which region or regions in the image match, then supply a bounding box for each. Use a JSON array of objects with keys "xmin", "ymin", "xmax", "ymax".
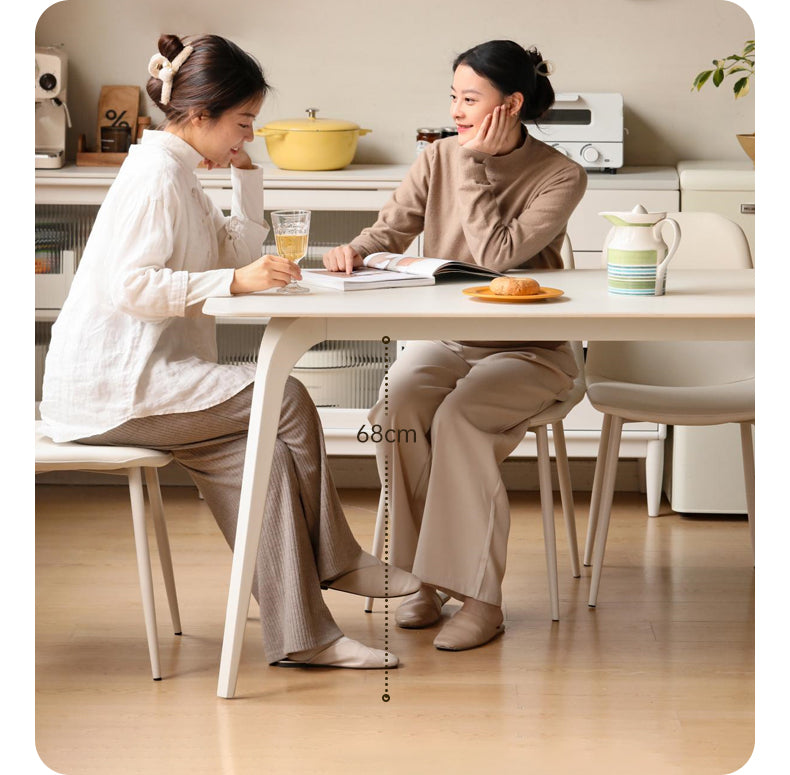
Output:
[
  {"xmin": 534, "ymin": 60, "xmax": 555, "ymax": 77},
  {"xmin": 147, "ymin": 45, "xmax": 194, "ymax": 106}
]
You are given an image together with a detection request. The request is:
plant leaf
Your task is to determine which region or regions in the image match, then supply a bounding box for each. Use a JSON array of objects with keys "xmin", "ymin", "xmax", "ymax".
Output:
[
  {"xmin": 734, "ymin": 77, "xmax": 750, "ymax": 98},
  {"xmin": 692, "ymin": 70, "xmax": 713, "ymax": 89},
  {"xmin": 712, "ymin": 67, "xmax": 725, "ymax": 87}
]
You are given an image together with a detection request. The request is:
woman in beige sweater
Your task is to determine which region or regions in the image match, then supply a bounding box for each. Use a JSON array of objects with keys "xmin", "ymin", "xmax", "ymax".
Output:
[{"xmin": 323, "ymin": 40, "xmax": 587, "ymax": 651}]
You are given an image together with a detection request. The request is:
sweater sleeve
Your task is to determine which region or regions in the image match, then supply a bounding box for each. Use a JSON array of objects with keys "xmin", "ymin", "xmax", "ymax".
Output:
[
  {"xmin": 349, "ymin": 148, "xmax": 432, "ymax": 257},
  {"xmin": 456, "ymin": 147, "xmax": 587, "ymax": 272}
]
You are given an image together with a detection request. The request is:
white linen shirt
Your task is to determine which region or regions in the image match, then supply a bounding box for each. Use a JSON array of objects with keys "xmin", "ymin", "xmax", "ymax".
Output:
[{"xmin": 40, "ymin": 130, "xmax": 269, "ymax": 442}]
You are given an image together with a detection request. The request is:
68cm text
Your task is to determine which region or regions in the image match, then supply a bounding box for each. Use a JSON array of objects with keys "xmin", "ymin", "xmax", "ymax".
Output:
[{"xmin": 357, "ymin": 424, "xmax": 417, "ymax": 444}]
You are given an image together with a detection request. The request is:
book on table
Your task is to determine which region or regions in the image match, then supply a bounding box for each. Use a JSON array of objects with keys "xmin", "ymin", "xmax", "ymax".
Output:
[{"xmin": 301, "ymin": 252, "xmax": 504, "ymax": 291}]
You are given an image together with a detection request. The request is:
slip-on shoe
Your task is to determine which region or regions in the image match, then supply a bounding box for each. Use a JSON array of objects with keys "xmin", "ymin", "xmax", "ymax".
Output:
[
  {"xmin": 274, "ymin": 636, "xmax": 398, "ymax": 669},
  {"xmin": 395, "ymin": 589, "xmax": 450, "ymax": 629},
  {"xmin": 322, "ymin": 554, "xmax": 421, "ymax": 599},
  {"xmin": 433, "ymin": 609, "xmax": 505, "ymax": 651}
]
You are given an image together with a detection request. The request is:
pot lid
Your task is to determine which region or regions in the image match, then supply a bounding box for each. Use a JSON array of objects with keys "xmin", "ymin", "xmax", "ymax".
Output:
[
  {"xmin": 599, "ymin": 203, "xmax": 667, "ymax": 226},
  {"xmin": 261, "ymin": 107, "xmax": 361, "ymax": 132}
]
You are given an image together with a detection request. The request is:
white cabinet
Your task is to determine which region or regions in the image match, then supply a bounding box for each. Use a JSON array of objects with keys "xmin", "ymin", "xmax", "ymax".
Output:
[
  {"xmin": 664, "ymin": 161, "xmax": 755, "ymax": 514},
  {"xmin": 35, "ymin": 164, "xmax": 677, "ymax": 501},
  {"xmin": 677, "ymin": 160, "xmax": 755, "ymax": 260}
]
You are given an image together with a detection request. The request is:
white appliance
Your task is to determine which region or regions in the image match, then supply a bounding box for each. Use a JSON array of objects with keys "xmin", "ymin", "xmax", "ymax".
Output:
[
  {"xmin": 35, "ymin": 46, "xmax": 71, "ymax": 169},
  {"xmin": 677, "ymin": 161, "xmax": 755, "ymax": 259},
  {"xmin": 525, "ymin": 92, "xmax": 623, "ymax": 172},
  {"xmin": 666, "ymin": 161, "xmax": 754, "ymax": 514}
]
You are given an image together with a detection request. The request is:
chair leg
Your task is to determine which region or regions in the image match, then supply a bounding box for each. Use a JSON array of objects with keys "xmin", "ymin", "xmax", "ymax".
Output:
[
  {"xmin": 127, "ymin": 467, "xmax": 162, "ymax": 680},
  {"xmin": 364, "ymin": 490, "xmax": 387, "ymax": 613},
  {"xmin": 645, "ymin": 437, "xmax": 665, "ymax": 517},
  {"xmin": 536, "ymin": 425, "xmax": 560, "ymax": 621},
  {"xmin": 739, "ymin": 422, "xmax": 755, "ymax": 561},
  {"xmin": 585, "ymin": 413, "xmax": 612, "ymax": 566},
  {"xmin": 552, "ymin": 421, "xmax": 581, "ymax": 578},
  {"xmin": 144, "ymin": 467, "xmax": 181, "ymax": 635},
  {"xmin": 588, "ymin": 416, "xmax": 624, "ymax": 608}
]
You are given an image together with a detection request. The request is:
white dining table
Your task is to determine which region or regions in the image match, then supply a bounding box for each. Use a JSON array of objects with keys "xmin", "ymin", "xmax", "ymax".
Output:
[{"xmin": 203, "ymin": 268, "xmax": 754, "ymax": 698}]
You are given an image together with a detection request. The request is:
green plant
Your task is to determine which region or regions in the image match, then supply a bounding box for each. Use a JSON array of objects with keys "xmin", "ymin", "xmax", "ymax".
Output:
[{"xmin": 692, "ymin": 40, "xmax": 754, "ymax": 98}]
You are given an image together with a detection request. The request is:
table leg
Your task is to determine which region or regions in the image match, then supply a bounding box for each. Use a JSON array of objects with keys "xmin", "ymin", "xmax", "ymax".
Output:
[{"xmin": 217, "ymin": 316, "xmax": 326, "ymax": 698}]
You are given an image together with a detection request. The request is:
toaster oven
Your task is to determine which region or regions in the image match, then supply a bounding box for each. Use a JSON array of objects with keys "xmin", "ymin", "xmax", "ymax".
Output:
[{"xmin": 526, "ymin": 92, "xmax": 624, "ymax": 172}]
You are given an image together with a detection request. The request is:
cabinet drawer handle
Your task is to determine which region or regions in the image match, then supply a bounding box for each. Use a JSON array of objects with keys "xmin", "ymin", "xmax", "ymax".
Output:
[{"xmin": 740, "ymin": 203, "xmax": 755, "ymax": 215}]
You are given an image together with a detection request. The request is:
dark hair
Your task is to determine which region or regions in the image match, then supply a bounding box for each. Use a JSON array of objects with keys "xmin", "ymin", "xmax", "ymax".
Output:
[
  {"xmin": 146, "ymin": 34, "xmax": 269, "ymax": 124},
  {"xmin": 452, "ymin": 40, "xmax": 554, "ymax": 122}
]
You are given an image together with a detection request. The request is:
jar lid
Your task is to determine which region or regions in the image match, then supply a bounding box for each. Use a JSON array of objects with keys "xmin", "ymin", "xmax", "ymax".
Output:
[{"xmin": 261, "ymin": 108, "xmax": 361, "ymax": 133}]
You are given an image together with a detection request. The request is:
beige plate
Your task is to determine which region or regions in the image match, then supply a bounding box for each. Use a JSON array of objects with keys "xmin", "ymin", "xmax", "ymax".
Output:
[{"xmin": 462, "ymin": 285, "xmax": 565, "ymax": 303}]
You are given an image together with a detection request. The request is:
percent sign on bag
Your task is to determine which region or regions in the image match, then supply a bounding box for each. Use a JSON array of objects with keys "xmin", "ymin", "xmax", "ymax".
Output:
[{"xmin": 95, "ymin": 85, "xmax": 139, "ymax": 149}]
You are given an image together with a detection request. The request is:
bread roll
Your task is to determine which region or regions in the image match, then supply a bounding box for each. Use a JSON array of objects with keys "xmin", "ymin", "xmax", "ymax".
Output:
[{"xmin": 489, "ymin": 276, "xmax": 541, "ymax": 296}]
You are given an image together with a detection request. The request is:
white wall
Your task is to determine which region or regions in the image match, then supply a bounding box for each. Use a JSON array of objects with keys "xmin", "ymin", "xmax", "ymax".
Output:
[{"xmin": 36, "ymin": 0, "xmax": 755, "ymax": 166}]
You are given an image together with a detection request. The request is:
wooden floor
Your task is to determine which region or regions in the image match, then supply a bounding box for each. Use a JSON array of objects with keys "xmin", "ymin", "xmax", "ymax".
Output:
[{"xmin": 34, "ymin": 484, "xmax": 755, "ymax": 775}]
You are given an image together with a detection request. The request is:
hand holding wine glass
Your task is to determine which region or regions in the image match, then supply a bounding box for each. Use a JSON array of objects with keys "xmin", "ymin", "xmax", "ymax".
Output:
[{"xmin": 272, "ymin": 209, "xmax": 311, "ymax": 294}]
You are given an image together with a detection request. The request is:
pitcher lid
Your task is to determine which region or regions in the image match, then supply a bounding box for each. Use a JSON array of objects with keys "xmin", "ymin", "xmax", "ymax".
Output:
[{"xmin": 599, "ymin": 204, "xmax": 667, "ymax": 225}]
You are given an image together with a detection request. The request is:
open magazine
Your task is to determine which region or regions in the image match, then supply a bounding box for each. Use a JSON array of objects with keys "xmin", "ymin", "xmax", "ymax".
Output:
[{"xmin": 301, "ymin": 252, "xmax": 505, "ymax": 291}]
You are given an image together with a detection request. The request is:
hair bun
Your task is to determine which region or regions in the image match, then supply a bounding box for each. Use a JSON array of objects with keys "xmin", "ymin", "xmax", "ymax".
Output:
[{"xmin": 158, "ymin": 33, "xmax": 185, "ymax": 61}]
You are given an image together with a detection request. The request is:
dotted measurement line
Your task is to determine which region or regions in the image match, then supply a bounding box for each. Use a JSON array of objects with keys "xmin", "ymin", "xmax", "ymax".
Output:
[{"xmin": 382, "ymin": 335, "xmax": 391, "ymax": 703}]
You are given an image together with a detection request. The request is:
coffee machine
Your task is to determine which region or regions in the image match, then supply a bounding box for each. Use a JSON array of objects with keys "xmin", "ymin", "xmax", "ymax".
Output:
[{"xmin": 35, "ymin": 46, "xmax": 71, "ymax": 169}]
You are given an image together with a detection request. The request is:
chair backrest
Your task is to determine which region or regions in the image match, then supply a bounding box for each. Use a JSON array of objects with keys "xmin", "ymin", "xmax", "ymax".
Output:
[
  {"xmin": 601, "ymin": 211, "xmax": 753, "ymax": 269},
  {"xmin": 560, "ymin": 232, "xmax": 575, "ymax": 270},
  {"xmin": 589, "ymin": 212, "xmax": 753, "ymax": 387}
]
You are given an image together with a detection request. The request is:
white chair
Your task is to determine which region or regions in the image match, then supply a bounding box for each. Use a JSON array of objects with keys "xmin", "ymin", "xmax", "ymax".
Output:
[
  {"xmin": 35, "ymin": 421, "xmax": 182, "ymax": 680},
  {"xmin": 365, "ymin": 233, "xmax": 584, "ymax": 621},
  {"xmin": 584, "ymin": 212, "xmax": 754, "ymax": 607}
]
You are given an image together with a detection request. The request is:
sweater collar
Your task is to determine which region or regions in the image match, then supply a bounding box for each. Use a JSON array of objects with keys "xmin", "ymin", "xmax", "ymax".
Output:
[
  {"xmin": 139, "ymin": 129, "xmax": 204, "ymax": 170},
  {"xmin": 457, "ymin": 127, "xmax": 535, "ymax": 177}
]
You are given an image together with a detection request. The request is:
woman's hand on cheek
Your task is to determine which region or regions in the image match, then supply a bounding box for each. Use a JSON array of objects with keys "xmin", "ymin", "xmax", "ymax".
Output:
[
  {"xmin": 464, "ymin": 105, "xmax": 514, "ymax": 155},
  {"xmin": 230, "ymin": 254, "xmax": 301, "ymax": 294}
]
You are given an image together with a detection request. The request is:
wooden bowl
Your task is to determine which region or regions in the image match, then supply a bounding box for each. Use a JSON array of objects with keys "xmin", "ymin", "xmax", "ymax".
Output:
[{"xmin": 736, "ymin": 133, "xmax": 755, "ymax": 163}]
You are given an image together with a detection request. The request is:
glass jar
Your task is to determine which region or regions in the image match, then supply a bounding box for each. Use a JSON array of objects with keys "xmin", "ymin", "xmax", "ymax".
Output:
[{"xmin": 416, "ymin": 127, "xmax": 442, "ymax": 155}]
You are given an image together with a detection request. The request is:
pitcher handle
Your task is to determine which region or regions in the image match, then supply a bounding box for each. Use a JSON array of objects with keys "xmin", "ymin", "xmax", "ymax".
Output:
[{"xmin": 653, "ymin": 217, "xmax": 681, "ymax": 293}]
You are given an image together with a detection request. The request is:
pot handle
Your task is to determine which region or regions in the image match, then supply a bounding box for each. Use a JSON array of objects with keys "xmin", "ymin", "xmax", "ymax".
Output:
[
  {"xmin": 358, "ymin": 128, "xmax": 372, "ymax": 136},
  {"xmin": 254, "ymin": 128, "xmax": 286, "ymax": 139}
]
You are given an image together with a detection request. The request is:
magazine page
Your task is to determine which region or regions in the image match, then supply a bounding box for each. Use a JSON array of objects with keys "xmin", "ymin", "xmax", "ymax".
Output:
[
  {"xmin": 363, "ymin": 253, "xmax": 453, "ymax": 277},
  {"xmin": 363, "ymin": 252, "xmax": 504, "ymax": 278}
]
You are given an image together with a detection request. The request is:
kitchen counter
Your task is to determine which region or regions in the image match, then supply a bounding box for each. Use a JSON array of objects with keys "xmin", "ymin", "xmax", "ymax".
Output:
[{"xmin": 35, "ymin": 163, "xmax": 678, "ymax": 203}]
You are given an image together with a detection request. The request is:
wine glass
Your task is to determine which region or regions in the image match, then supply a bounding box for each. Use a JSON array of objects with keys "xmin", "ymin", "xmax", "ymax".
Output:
[{"xmin": 271, "ymin": 209, "xmax": 311, "ymax": 295}]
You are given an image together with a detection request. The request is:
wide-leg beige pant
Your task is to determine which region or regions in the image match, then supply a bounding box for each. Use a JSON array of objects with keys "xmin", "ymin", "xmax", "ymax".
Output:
[
  {"xmin": 369, "ymin": 340, "xmax": 577, "ymax": 606},
  {"xmin": 79, "ymin": 377, "xmax": 362, "ymax": 663}
]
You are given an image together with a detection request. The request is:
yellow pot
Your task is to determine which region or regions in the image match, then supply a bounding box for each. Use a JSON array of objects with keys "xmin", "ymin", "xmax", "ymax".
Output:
[{"xmin": 256, "ymin": 108, "xmax": 371, "ymax": 171}]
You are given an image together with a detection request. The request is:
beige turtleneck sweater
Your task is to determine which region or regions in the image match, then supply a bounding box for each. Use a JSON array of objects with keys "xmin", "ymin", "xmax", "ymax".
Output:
[
  {"xmin": 349, "ymin": 131, "xmax": 587, "ymax": 348},
  {"xmin": 350, "ymin": 131, "xmax": 587, "ymax": 273}
]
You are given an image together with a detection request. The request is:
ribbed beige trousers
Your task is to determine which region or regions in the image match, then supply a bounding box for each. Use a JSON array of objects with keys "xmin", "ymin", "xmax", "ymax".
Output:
[
  {"xmin": 79, "ymin": 377, "xmax": 362, "ymax": 663},
  {"xmin": 369, "ymin": 340, "xmax": 577, "ymax": 606}
]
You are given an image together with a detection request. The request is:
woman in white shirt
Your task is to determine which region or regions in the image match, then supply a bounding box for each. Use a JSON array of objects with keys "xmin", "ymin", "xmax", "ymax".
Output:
[{"xmin": 40, "ymin": 33, "xmax": 418, "ymax": 670}]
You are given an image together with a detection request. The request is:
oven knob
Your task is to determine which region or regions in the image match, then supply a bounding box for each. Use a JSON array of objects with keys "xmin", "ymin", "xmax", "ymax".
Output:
[
  {"xmin": 581, "ymin": 144, "xmax": 600, "ymax": 163},
  {"xmin": 551, "ymin": 144, "xmax": 570, "ymax": 157}
]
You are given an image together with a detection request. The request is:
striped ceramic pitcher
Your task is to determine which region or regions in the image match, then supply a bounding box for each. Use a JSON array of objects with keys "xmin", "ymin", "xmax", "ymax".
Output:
[{"xmin": 601, "ymin": 204, "xmax": 681, "ymax": 296}]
